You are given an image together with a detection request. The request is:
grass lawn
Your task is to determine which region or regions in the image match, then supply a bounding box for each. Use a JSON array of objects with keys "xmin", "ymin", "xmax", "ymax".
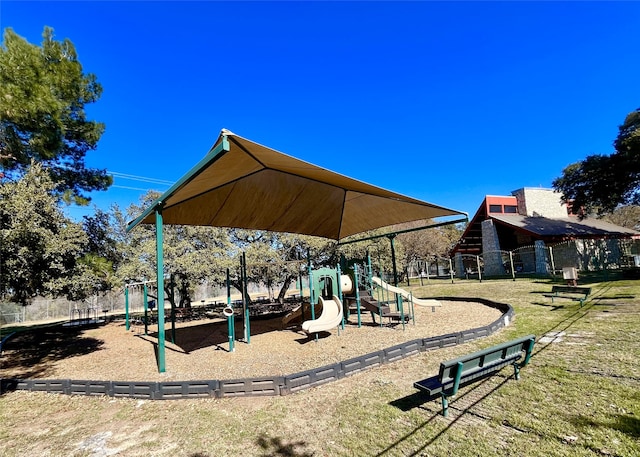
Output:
[{"xmin": 1, "ymin": 277, "xmax": 638, "ymax": 456}]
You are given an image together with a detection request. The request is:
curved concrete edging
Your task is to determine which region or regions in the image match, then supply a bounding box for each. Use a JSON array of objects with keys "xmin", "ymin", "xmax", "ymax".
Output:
[{"xmin": 0, "ymin": 297, "xmax": 515, "ymax": 399}]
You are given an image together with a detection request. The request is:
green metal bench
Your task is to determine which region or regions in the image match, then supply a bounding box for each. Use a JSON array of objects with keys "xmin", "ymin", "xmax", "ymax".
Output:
[
  {"xmin": 413, "ymin": 334, "xmax": 535, "ymax": 416},
  {"xmin": 543, "ymin": 285, "xmax": 591, "ymax": 307}
]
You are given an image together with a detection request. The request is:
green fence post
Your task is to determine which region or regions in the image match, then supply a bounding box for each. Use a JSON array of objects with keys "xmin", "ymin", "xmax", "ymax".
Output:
[
  {"xmin": 125, "ymin": 286, "xmax": 130, "ymax": 331},
  {"xmin": 354, "ymin": 264, "xmax": 361, "ymax": 328},
  {"xmin": 409, "ymin": 292, "xmax": 415, "ymax": 325},
  {"xmin": 170, "ymin": 274, "xmax": 176, "ymax": 344},
  {"xmin": 242, "ymin": 252, "xmax": 250, "ymax": 344},
  {"xmin": 143, "ymin": 283, "xmax": 148, "ymax": 335}
]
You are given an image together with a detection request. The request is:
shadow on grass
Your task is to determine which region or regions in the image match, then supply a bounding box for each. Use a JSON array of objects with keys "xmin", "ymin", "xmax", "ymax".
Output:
[
  {"xmin": 256, "ymin": 434, "xmax": 314, "ymax": 457},
  {"xmin": 0, "ymin": 325, "xmax": 104, "ymax": 379},
  {"xmin": 384, "ymin": 302, "xmax": 596, "ymax": 455},
  {"xmin": 529, "ymin": 301, "xmax": 566, "ymax": 311},
  {"xmin": 570, "ymin": 413, "xmax": 640, "ymax": 439},
  {"xmin": 384, "ymin": 375, "xmax": 514, "ymax": 456}
]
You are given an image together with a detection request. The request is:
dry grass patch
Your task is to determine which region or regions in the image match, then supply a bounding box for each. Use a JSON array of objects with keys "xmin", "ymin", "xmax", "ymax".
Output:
[{"xmin": 1, "ymin": 278, "xmax": 639, "ymax": 456}]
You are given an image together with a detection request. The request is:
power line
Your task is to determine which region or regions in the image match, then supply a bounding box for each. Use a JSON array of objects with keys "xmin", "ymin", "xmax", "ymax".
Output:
[
  {"xmin": 112, "ymin": 184, "xmax": 162, "ymax": 192},
  {"xmin": 107, "ymin": 171, "xmax": 174, "ymax": 186}
]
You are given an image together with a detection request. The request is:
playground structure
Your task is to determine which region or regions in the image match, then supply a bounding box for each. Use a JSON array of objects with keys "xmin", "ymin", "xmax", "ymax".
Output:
[
  {"xmin": 122, "ymin": 250, "xmax": 442, "ymax": 357},
  {"xmin": 372, "ymin": 277, "xmax": 442, "ymax": 310},
  {"xmin": 295, "ymin": 255, "xmax": 443, "ymax": 335},
  {"xmin": 125, "ymin": 129, "xmax": 466, "ymax": 372},
  {"xmin": 301, "ymin": 267, "xmax": 344, "ymax": 335},
  {"xmin": 338, "ymin": 255, "xmax": 421, "ymax": 330},
  {"xmin": 123, "ymin": 279, "xmax": 158, "ymax": 337}
]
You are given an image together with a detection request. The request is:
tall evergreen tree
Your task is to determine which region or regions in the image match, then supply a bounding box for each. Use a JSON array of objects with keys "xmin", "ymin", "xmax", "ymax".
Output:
[{"xmin": 0, "ymin": 27, "xmax": 111, "ymax": 204}]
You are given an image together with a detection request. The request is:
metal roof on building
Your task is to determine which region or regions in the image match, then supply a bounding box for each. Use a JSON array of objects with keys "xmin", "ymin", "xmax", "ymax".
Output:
[{"xmin": 490, "ymin": 214, "xmax": 639, "ymax": 238}]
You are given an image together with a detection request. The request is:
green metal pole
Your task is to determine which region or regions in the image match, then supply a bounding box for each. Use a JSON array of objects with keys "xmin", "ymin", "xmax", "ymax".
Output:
[
  {"xmin": 389, "ymin": 235, "xmax": 399, "ymax": 287},
  {"xmin": 409, "ymin": 292, "xmax": 415, "ymax": 325},
  {"xmin": 155, "ymin": 207, "xmax": 166, "ymax": 373},
  {"xmin": 226, "ymin": 268, "xmax": 234, "ymax": 352},
  {"xmin": 125, "ymin": 286, "xmax": 130, "ymax": 331},
  {"xmin": 297, "ymin": 251, "xmax": 303, "ymax": 299},
  {"xmin": 143, "ymin": 283, "xmax": 148, "ymax": 336},
  {"xmin": 399, "ymin": 295, "xmax": 405, "ymax": 331},
  {"xmin": 336, "ymin": 264, "xmax": 345, "ymax": 330},
  {"xmin": 510, "ymin": 251, "xmax": 516, "ymax": 281},
  {"xmin": 376, "ymin": 259, "xmax": 382, "ymax": 304},
  {"xmin": 308, "ymin": 264, "xmax": 318, "ymax": 342},
  {"xmin": 366, "ymin": 251, "xmax": 373, "ymax": 295},
  {"xmin": 242, "ymin": 252, "xmax": 250, "ymax": 344},
  {"xmin": 388, "ymin": 235, "xmax": 401, "ymax": 311},
  {"xmin": 354, "ymin": 264, "xmax": 361, "ymax": 328},
  {"xmin": 449, "ymin": 258, "xmax": 454, "ymax": 284},
  {"xmin": 170, "ymin": 274, "xmax": 176, "ymax": 344}
]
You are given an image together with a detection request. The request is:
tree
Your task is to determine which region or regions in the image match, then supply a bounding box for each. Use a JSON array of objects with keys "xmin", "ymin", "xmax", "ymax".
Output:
[
  {"xmin": 601, "ymin": 205, "xmax": 640, "ymax": 231},
  {"xmin": 231, "ymin": 230, "xmax": 337, "ymax": 303},
  {"xmin": 0, "ymin": 27, "xmax": 111, "ymax": 204},
  {"xmin": 397, "ymin": 219, "xmax": 462, "ymax": 264},
  {"xmin": 122, "ymin": 192, "xmax": 235, "ymax": 308},
  {"xmin": 0, "ymin": 163, "xmax": 88, "ymax": 304},
  {"xmin": 553, "ymin": 108, "xmax": 640, "ymax": 215}
]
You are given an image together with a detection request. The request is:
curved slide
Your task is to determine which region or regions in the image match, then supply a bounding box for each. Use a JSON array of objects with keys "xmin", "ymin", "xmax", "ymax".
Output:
[
  {"xmin": 282, "ymin": 302, "xmax": 322, "ymax": 328},
  {"xmin": 372, "ymin": 277, "xmax": 442, "ymax": 308},
  {"xmin": 302, "ymin": 295, "xmax": 344, "ymax": 334}
]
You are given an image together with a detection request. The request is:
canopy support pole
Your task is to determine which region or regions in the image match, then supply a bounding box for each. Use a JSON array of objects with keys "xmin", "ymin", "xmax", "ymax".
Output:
[
  {"xmin": 155, "ymin": 206, "xmax": 166, "ymax": 373},
  {"xmin": 388, "ymin": 234, "xmax": 399, "ymax": 287}
]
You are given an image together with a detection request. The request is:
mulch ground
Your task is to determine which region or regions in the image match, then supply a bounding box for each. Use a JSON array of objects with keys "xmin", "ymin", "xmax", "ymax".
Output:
[{"xmin": 1, "ymin": 299, "xmax": 502, "ymax": 382}]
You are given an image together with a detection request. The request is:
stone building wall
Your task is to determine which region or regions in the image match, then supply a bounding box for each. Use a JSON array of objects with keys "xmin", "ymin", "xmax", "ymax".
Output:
[
  {"xmin": 481, "ymin": 219, "xmax": 505, "ymax": 275},
  {"xmin": 512, "ymin": 188, "xmax": 568, "ymax": 217}
]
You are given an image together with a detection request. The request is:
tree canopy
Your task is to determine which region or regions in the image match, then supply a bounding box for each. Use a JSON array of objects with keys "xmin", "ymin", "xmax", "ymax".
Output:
[
  {"xmin": 0, "ymin": 163, "xmax": 88, "ymax": 304},
  {"xmin": 553, "ymin": 108, "xmax": 640, "ymax": 215},
  {"xmin": 0, "ymin": 27, "xmax": 111, "ymax": 204}
]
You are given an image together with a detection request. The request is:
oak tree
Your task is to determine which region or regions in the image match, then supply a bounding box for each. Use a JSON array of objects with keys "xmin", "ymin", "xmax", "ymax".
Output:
[{"xmin": 553, "ymin": 108, "xmax": 640, "ymax": 215}]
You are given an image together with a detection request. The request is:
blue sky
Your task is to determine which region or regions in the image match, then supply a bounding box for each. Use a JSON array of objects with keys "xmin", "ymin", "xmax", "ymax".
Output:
[{"xmin": 2, "ymin": 1, "xmax": 639, "ymax": 221}]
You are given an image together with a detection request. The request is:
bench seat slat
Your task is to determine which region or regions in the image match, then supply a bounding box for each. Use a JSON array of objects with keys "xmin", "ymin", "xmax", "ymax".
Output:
[
  {"xmin": 413, "ymin": 355, "xmax": 522, "ymax": 396},
  {"xmin": 413, "ymin": 334, "xmax": 535, "ymax": 416},
  {"xmin": 543, "ymin": 286, "xmax": 590, "ymax": 306}
]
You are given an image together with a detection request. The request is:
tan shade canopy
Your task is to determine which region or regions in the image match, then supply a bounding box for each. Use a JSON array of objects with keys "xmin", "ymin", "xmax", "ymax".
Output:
[{"xmin": 127, "ymin": 129, "xmax": 465, "ymax": 240}]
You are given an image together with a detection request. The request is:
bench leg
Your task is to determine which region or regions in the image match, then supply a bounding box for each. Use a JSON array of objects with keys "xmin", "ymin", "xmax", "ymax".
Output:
[
  {"xmin": 441, "ymin": 393, "xmax": 449, "ymax": 417},
  {"xmin": 513, "ymin": 362, "xmax": 521, "ymax": 381}
]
